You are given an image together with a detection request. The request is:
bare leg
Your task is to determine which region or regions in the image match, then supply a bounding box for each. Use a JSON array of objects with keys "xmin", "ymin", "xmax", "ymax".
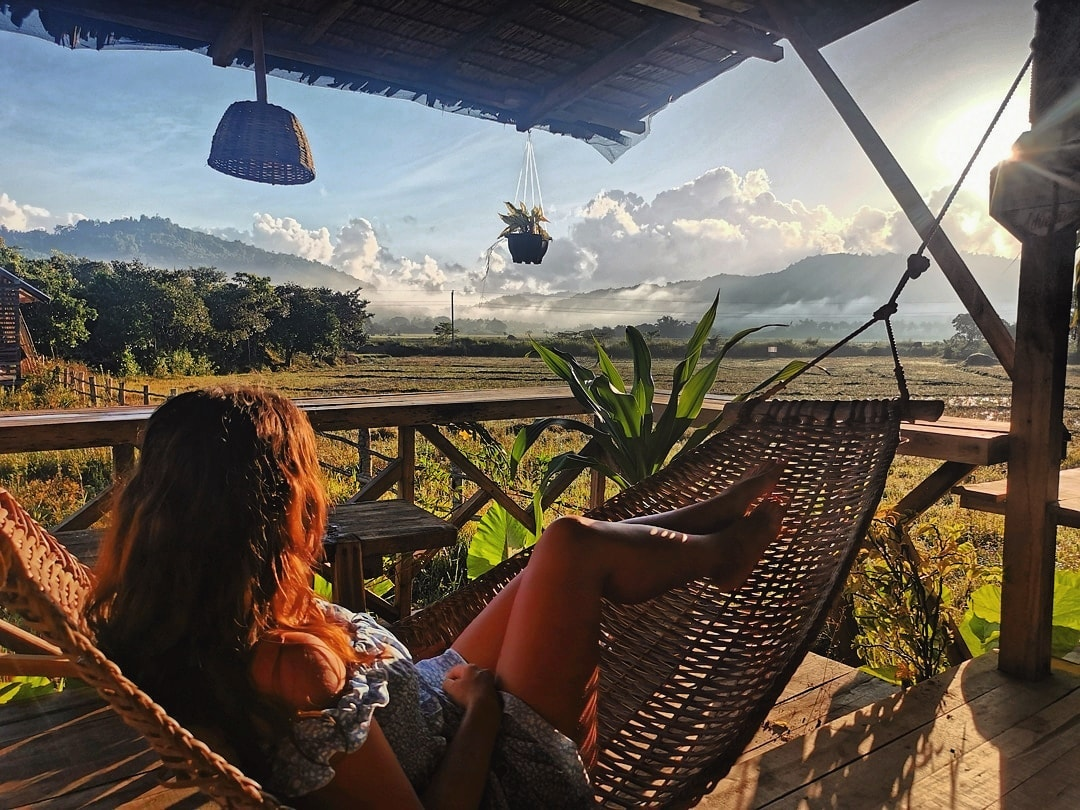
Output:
[
  {"xmin": 453, "ymin": 501, "xmax": 784, "ymax": 742},
  {"xmin": 452, "ymin": 465, "xmax": 779, "ymax": 671}
]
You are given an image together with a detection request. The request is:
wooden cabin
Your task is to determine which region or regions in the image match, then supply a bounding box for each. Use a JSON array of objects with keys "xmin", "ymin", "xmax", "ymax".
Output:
[{"xmin": 0, "ymin": 267, "xmax": 50, "ymax": 385}]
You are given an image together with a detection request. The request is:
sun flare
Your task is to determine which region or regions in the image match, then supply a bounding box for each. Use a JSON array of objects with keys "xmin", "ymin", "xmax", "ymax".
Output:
[{"xmin": 932, "ymin": 97, "xmax": 1030, "ymax": 199}]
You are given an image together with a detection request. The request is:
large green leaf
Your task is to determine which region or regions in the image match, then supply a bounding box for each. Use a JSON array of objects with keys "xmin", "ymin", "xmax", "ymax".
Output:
[
  {"xmin": 594, "ymin": 339, "xmax": 626, "ymax": 393},
  {"xmin": 530, "ymin": 341, "xmax": 600, "ymax": 415},
  {"xmin": 589, "ymin": 378, "xmax": 644, "ymax": 439},
  {"xmin": 626, "ymin": 326, "xmax": 655, "ymax": 405},
  {"xmin": 677, "ymin": 355, "xmax": 722, "ymax": 420},
  {"xmin": 540, "ymin": 450, "xmax": 630, "ymax": 492},
  {"xmin": 467, "ymin": 502, "xmax": 536, "ymax": 579},
  {"xmin": 959, "ymin": 572, "xmax": 1080, "ymax": 658}
]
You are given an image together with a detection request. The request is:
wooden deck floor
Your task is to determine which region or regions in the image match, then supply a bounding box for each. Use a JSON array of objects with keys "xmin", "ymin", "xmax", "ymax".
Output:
[
  {"xmin": 703, "ymin": 652, "xmax": 1080, "ymax": 809},
  {"xmin": 3, "ymin": 652, "xmax": 1077, "ymax": 808}
]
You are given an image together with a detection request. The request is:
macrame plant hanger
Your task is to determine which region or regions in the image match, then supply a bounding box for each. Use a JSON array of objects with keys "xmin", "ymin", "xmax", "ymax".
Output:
[
  {"xmin": 759, "ymin": 53, "xmax": 1033, "ymax": 417},
  {"xmin": 515, "ymin": 131, "xmax": 545, "ymax": 218},
  {"xmin": 500, "ymin": 132, "xmax": 552, "ymax": 264}
]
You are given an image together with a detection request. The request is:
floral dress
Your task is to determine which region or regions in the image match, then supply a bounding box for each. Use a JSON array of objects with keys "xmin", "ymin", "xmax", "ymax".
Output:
[{"xmin": 264, "ymin": 603, "xmax": 593, "ymax": 808}]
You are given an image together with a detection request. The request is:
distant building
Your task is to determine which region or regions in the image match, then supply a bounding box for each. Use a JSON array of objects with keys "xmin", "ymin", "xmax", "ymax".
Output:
[{"xmin": 0, "ymin": 267, "xmax": 51, "ymax": 385}]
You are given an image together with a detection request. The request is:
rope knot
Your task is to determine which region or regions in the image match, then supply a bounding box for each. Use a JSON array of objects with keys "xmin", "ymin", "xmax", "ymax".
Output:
[
  {"xmin": 906, "ymin": 254, "xmax": 931, "ymax": 279},
  {"xmin": 874, "ymin": 302, "xmax": 898, "ymax": 320}
]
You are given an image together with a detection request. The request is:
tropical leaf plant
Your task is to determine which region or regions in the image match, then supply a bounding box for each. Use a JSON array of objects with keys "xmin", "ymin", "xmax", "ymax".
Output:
[
  {"xmin": 509, "ymin": 291, "xmax": 806, "ymax": 494},
  {"xmin": 498, "ymin": 201, "xmax": 550, "ymax": 240}
]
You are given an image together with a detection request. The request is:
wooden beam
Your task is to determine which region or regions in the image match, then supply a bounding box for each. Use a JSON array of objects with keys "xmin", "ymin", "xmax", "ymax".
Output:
[
  {"xmin": 208, "ymin": 0, "xmax": 260, "ymax": 67},
  {"xmin": 999, "ymin": 0, "xmax": 1080, "ymax": 681},
  {"xmin": 762, "ymin": 0, "xmax": 1017, "ymax": 379},
  {"xmin": 300, "ymin": 0, "xmax": 354, "ymax": 46},
  {"xmin": 516, "ymin": 17, "xmax": 698, "ymax": 131},
  {"xmin": 628, "ymin": 1, "xmax": 782, "ymax": 61},
  {"xmin": 428, "ymin": 0, "xmax": 520, "ymax": 73}
]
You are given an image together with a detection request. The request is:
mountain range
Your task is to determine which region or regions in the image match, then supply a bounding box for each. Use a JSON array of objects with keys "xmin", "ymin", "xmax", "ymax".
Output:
[
  {"xmin": 0, "ymin": 215, "xmax": 1019, "ymax": 337},
  {"xmin": 0, "ymin": 215, "xmax": 359, "ymax": 291}
]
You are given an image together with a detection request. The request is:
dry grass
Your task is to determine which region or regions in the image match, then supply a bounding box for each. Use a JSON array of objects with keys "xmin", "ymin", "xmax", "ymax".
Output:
[{"xmin": 131, "ymin": 353, "xmax": 1080, "ymax": 574}]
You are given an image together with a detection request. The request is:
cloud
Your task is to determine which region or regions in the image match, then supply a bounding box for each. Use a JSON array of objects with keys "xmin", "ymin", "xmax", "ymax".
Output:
[
  {"xmin": 250, "ymin": 213, "xmax": 335, "ymax": 265},
  {"xmin": 205, "ymin": 166, "xmax": 1020, "ymax": 324},
  {"xmin": 0, "ymin": 193, "xmax": 84, "ymax": 231}
]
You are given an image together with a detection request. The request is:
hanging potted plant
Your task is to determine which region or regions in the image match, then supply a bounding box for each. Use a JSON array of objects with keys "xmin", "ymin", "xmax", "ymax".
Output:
[{"xmin": 499, "ymin": 201, "xmax": 551, "ymax": 264}]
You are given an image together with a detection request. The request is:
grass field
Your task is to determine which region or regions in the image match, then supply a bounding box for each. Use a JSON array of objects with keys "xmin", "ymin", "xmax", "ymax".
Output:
[{"xmin": 122, "ymin": 353, "xmax": 1080, "ymax": 571}]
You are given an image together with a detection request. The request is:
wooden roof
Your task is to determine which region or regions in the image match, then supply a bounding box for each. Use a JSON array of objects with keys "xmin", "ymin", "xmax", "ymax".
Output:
[
  {"xmin": 3, "ymin": 1, "xmax": 918, "ymax": 154},
  {"xmin": 0, "ymin": 267, "xmax": 51, "ymax": 304}
]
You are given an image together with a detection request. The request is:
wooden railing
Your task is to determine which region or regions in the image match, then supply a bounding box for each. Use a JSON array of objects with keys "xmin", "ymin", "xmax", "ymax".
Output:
[
  {"xmin": 0, "ymin": 389, "xmax": 1000, "ymax": 535},
  {"xmin": 0, "ymin": 387, "xmax": 604, "ymax": 534}
]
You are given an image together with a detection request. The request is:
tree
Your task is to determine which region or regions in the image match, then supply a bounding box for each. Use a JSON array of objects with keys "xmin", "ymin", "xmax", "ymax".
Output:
[
  {"xmin": 433, "ymin": 319, "xmax": 456, "ymax": 342},
  {"xmin": 269, "ymin": 284, "xmax": 339, "ymax": 367},
  {"xmin": 205, "ymin": 273, "xmax": 283, "ymax": 370},
  {"xmin": 14, "ymin": 254, "xmax": 97, "ymax": 356}
]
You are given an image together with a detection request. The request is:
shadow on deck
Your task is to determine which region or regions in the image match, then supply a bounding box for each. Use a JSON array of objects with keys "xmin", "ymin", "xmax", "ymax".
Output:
[
  {"xmin": 703, "ymin": 652, "xmax": 1080, "ymax": 808},
  {"xmin": 3, "ymin": 651, "xmax": 1077, "ymax": 808}
]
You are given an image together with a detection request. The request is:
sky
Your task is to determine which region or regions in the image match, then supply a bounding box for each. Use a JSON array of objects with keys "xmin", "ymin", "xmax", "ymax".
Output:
[{"xmin": 0, "ymin": 0, "xmax": 1039, "ymax": 325}]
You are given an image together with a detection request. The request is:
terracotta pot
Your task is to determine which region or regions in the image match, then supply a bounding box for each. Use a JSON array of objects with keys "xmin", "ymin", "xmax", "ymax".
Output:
[{"xmin": 507, "ymin": 233, "xmax": 550, "ymax": 264}]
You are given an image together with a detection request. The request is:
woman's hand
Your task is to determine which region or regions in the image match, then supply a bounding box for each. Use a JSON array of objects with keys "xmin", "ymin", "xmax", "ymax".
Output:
[{"xmin": 442, "ymin": 663, "xmax": 502, "ymax": 725}]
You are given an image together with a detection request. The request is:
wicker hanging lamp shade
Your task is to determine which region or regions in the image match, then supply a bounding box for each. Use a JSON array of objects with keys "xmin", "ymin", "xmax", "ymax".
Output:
[{"xmin": 207, "ymin": 14, "xmax": 315, "ymax": 185}]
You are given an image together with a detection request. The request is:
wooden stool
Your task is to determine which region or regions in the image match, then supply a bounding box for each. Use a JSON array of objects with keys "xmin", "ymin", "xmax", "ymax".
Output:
[{"xmin": 324, "ymin": 500, "xmax": 458, "ymax": 620}]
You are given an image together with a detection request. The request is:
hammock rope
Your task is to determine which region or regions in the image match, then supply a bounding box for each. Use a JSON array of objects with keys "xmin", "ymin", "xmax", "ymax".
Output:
[{"xmin": 763, "ymin": 54, "xmax": 1033, "ymax": 408}]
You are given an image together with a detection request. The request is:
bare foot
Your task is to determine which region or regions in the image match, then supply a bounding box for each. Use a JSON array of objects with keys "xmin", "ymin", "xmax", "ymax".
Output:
[
  {"xmin": 708, "ymin": 498, "xmax": 785, "ymax": 592},
  {"xmin": 626, "ymin": 461, "xmax": 782, "ymax": 535}
]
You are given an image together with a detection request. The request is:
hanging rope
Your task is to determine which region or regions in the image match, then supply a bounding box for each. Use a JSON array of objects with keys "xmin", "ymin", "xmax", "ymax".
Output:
[
  {"xmin": 514, "ymin": 131, "xmax": 545, "ymax": 212},
  {"xmin": 761, "ymin": 54, "xmax": 1033, "ymax": 406}
]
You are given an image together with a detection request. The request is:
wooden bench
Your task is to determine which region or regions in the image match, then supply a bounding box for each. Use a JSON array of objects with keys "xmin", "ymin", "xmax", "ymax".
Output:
[
  {"xmin": 956, "ymin": 467, "xmax": 1080, "ymax": 528},
  {"xmin": 890, "ymin": 416, "xmax": 1011, "ymax": 519},
  {"xmin": 54, "ymin": 500, "xmax": 459, "ymax": 622}
]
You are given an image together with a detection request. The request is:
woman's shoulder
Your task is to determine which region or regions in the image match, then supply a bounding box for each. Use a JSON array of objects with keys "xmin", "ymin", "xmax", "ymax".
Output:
[{"xmin": 250, "ymin": 631, "xmax": 347, "ymax": 711}]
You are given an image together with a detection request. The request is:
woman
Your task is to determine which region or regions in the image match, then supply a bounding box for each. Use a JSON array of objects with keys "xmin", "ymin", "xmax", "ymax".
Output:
[{"xmin": 85, "ymin": 386, "xmax": 783, "ymax": 809}]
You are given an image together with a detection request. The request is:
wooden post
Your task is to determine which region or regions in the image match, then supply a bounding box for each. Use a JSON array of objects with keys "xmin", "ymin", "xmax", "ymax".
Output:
[
  {"xmin": 88, "ymin": 375, "xmax": 97, "ymax": 406},
  {"xmin": 118, "ymin": 380, "xmax": 126, "ymax": 406},
  {"xmin": 357, "ymin": 428, "xmax": 371, "ymax": 479},
  {"xmin": 143, "ymin": 384, "xmax": 150, "ymax": 405},
  {"xmin": 999, "ymin": 0, "xmax": 1080, "ymax": 680},
  {"xmin": 451, "ymin": 464, "xmax": 464, "ymax": 508},
  {"xmin": 112, "ymin": 443, "xmax": 137, "ymax": 484},
  {"xmin": 762, "ymin": 0, "xmax": 1016, "ymax": 377},
  {"xmin": 169, "ymin": 387, "xmax": 177, "ymax": 399},
  {"xmin": 398, "ymin": 427, "xmax": 416, "ymax": 503}
]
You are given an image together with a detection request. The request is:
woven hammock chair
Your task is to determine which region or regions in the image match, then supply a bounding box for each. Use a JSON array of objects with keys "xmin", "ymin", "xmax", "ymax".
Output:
[{"xmin": 0, "ymin": 397, "xmax": 907, "ymax": 809}]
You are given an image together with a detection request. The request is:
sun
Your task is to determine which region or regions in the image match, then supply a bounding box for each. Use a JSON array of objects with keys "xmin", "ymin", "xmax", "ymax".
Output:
[{"xmin": 932, "ymin": 98, "xmax": 1030, "ymax": 200}]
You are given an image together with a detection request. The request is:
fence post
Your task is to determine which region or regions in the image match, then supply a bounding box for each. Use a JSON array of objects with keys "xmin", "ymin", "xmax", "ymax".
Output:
[
  {"xmin": 88, "ymin": 375, "xmax": 98, "ymax": 406},
  {"xmin": 143, "ymin": 384, "xmax": 150, "ymax": 405},
  {"xmin": 118, "ymin": 380, "xmax": 126, "ymax": 406},
  {"xmin": 169, "ymin": 387, "xmax": 178, "ymax": 399}
]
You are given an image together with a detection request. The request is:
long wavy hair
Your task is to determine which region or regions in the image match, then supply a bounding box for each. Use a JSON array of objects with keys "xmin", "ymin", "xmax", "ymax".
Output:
[{"xmin": 85, "ymin": 386, "xmax": 359, "ymax": 777}]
